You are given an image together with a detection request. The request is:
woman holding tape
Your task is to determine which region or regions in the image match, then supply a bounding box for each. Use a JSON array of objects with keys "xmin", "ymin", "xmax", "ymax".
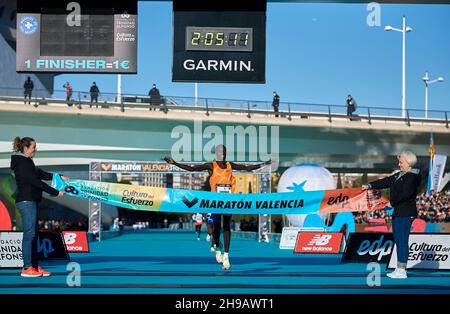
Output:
[
  {"xmin": 10, "ymin": 137, "xmax": 68, "ymax": 277},
  {"xmin": 362, "ymin": 150, "xmax": 421, "ymax": 279},
  {"xmin": 164, "ymin": 144, "xmax": 271, "ymax": 270}
]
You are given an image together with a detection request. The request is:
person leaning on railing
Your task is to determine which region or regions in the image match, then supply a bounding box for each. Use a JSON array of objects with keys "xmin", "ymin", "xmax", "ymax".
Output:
[{"xmin": 362, "ymin": 150, "xmax": 421, "ymax": 279}]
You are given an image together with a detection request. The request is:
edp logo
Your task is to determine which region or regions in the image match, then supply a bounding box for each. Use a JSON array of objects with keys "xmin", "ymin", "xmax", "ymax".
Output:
[{"xmin": 357, "ymin": 235, "xmax": 393, "ymax": 262}]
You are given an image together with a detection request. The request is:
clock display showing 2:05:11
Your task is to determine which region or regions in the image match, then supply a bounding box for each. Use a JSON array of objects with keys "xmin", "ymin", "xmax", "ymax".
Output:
[{"xmin": 185, "ymin": 27, "xmax": 253, "ymax": 52}]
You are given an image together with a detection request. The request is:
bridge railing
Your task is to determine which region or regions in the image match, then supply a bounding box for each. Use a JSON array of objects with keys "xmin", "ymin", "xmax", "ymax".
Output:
[{"xmin": 0, "ymin": 86, "xmax": 448, "ymax": 128}]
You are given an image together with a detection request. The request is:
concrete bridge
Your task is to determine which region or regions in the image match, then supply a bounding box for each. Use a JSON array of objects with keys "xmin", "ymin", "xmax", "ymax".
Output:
[
  {"xmin": 0, "ymin": 97, "xmax": 448, "ymax": 173},
  {"xmin": 0, "ymin": 96, "xmax": 449, "ymax": 225}
]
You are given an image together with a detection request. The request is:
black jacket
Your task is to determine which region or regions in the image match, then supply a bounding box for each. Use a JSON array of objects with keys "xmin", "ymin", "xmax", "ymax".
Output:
[
  {"xmin": 24, "ymin": 79, "xmax": 34, "ymax": 91},
  {"xmin": 10, "ymin": 154, "xmax": 59, "ymax": 203},
  {"xmin": 272, "ymin": 95, "xmax": 280, "ymax": 108},
  {"xmin": 368, "ymin": 170, "xmax": 421, "ymax": 217},
  {"xmin": 90, "ymin": 85, "xmax": 99, "ymax": 95}
]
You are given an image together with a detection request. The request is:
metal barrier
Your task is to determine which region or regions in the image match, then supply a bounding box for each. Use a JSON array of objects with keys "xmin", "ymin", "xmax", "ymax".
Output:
[{"xmin": 0, "ymin": 86, "xmax": 448, "ymax": 128}]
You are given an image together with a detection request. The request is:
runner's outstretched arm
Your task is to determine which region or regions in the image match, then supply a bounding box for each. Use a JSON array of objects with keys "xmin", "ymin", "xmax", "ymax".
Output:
[
  {"xmin": 163, "ymin": 157, "xmax": 212, "ymax": 172},
  {"xmin": 229, "ymin": 160, "xmax": 272, "ymax": 171}
]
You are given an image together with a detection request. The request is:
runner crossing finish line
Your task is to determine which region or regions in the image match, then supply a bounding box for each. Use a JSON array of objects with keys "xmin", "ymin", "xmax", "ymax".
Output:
[{"xmin": 52, "ymin": 174, "xmax": 388, "ymax": 215}]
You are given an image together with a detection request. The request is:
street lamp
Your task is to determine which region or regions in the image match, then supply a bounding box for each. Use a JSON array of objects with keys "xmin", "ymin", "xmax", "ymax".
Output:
[
  {"xmin": 423, "ymin": 71, "xmax": 444, "ymax": 119},
  {"xmin": 194, "ymin": 82, "xmax": 199, "ymax": 107},
  {"xmin": 385, "ymin": 16, "xmax": 412, "ymax": 118}
]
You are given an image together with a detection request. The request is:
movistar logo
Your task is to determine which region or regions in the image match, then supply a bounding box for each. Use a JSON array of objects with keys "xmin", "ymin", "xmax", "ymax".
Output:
[{"xmin": 183, "ymin": 59, "xmax": 253, "ymax": 72}]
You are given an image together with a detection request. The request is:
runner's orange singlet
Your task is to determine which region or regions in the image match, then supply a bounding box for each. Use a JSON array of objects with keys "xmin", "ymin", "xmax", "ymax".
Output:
[{"xmin": 210, "ymin": 161, "xmax": 236, "ymax": 193}]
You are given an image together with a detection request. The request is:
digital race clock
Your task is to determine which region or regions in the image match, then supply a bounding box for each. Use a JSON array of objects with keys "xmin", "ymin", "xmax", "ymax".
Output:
[
  {"xmin": 186, "ymin": 27, "xmax": 253, "ymax": 52},
  {"xmin": 173, "ymin": 0, "xmax": 266, "ymax": 83}
]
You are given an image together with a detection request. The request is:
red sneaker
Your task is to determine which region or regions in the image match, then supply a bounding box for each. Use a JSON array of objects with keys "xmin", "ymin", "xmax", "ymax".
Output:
[
  {"xmin": 36, "ymin": 266, "xmax": 52, "ymax": 277},
  {"xmin": 21, "ymin": 267, "xmax": 42, "ymax": 277}
]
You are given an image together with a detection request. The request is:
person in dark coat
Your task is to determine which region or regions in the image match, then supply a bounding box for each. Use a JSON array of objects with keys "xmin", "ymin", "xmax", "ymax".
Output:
[
  {"xmin": 346, "ymin": 94, "xmax": 356, "ymax": 117},
  {"xmin": 148, "ymin": 84, "xmax": 162, "ymax": 111},
  {"xmin": 23, "ymin": 76, "xmax": 34, "ymax": 104},
  {"xmin": 272, "ymin": 91, "xmax": 280, "ymax": 117},
  {"xmin": 10, "ymin": 136, "xmax": 68, "ymax": 277},
  {"xmin": 89, "ymin": 82, "xmax": 100, "ymax": 108},
  {"xmin": 362, "ymin": 150, "xmax": 421, "ymax": 279}
]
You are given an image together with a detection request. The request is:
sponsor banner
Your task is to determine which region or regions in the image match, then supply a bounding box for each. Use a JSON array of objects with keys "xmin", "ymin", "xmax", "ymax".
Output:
[
  {"xmin": 62, "ymin": 231, "xmax": 90, "ymax": 253},
  {"xmin": 52, "ymin": 175, "xmax": 388, "ymax": 215},
  {"xmin": 431, "ymin": 155, "xmax": 447, "ymax": 192},
  {"xmin": 0, "ymin": 231, "xmax": 69, "ymax": 268},
  {"xmin": 92, "ymin": 162, "xmax": 183, "ymax": 173},
  {"xmin": 388, "ymin": 233, "xmax": 450, "ymax": 270},
  {"xmin": 319, "ymin": 189, "xmax": 386, "ymax": 214},
  {"xmin": 279, "ymin": 227, "xmax": 325, "ymax": 250},
  {"xmin": 37, "ymin": 231, "xmax": 70, "ymax": 261},
  {"xmin": 279, "ymin": 227, "xmax": 302, "ymax": 249},
  {"xmin": 0, "ymin": 232, "xmax": 23, "ymax": 267},
  {"xmin": 342, "ymin": 233, "xmax": 394, "ymax": 263},
  {"xmin": 294, "ymin": 232, "xmax": 343, "ymax": 254}
]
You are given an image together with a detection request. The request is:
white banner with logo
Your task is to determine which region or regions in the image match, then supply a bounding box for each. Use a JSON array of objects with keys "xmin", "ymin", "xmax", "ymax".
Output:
[
  {"xmin": 431, "ymin": 154, "xmax": 447, "ymax": 192},
  {"xmin": 279, "ymin": 227, "xmax": 302, "ymax": 249},
  {"xmin": 279, "ymin": 227, "xmax": 325, "ymax": 249},
  {"xmin": 0, "ymin": 232, "xmax": 23, "ymax": 267},
  {"xmin": 388, "ymin": 234, "xmax": 450, "ymax": 270}
]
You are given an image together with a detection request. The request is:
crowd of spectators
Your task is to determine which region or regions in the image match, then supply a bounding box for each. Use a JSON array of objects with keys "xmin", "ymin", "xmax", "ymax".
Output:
[
  {"xmin": 354, "ymin": 190, "xmax": 449, "ymax": 224},
  {"xmin": 417, "ymin": 191, "xmax": 450, "ymax": 223},
  {"xmin": 38, "ymin": 218, "xmax": 88, "ymax": 231},
  {"xmin": 239, "ymin": 217, "xmax": 258, "ymax": 231}
]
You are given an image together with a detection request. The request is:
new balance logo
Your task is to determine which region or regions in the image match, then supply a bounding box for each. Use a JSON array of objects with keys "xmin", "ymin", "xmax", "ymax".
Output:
[{"xmin": 307, "ymin": 234, "xmax": 332, "ymax": 246}]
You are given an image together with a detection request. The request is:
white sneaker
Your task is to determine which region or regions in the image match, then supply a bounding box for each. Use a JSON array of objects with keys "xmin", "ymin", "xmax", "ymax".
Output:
[
  {"xmin": 197, "ymin": 237, "xmax": 200, "ymax": 241},
  {"xmin": 222, "ymin": 255, "xmax": 231, "ymax": 270},
  {"xmin": 206, "ymin": 235, "xmax": 211, "ymax": 242},
  {"xmin": 386, "ymin": 268, "xmax": 407, "ymax": 279},
  {"xmin": 215, "ymin": 250, "xmax": 223, "ymax": 264},
  {"xmin": 210, "ymin": 246, "xmax": 215, "ymax": 253}
]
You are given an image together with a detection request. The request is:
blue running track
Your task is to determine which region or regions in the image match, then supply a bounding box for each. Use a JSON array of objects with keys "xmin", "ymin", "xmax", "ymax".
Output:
[{"xmin": 1, "ymin": 230, "xmax": 450, "ymax": 294}]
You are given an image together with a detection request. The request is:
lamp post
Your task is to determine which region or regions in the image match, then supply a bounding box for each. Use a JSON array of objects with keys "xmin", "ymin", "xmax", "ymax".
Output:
[
  {"xmin": 194, "ymin": 82, "xmax": 198, "ymax": 107},
  {"xmin": 117, "ymin": 74, "xmax": 122, "ymax": 103},
  {"xmin": 423, "ymin": 71, "xmax": 444, "ymax": 119},
  {"xmin": 385, "ymin": 16, "xmax": 412, "ymax": 118}
]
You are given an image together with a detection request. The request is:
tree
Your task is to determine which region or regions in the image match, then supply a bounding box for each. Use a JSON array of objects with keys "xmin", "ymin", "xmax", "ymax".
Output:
[
  {"xmin": 337, "ymin": 173, "xmax": 343, "ymax": 189},
  {"xmin": 361, "ymin": 173, "xmax": 368, "ymax": 185}
]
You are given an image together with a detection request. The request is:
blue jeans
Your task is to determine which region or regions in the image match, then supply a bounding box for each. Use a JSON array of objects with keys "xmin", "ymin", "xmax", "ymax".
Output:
[
  {"xmin": 392, "ymin": 216, "xmax": 414, "ymax": 267},
  {"xmin": 16, "ymin": 201, "xmax": 39, "ymax": 269}
]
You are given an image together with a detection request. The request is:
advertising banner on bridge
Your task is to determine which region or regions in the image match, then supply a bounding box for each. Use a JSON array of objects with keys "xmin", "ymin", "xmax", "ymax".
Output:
[{"xmin": 52, "ymin": 175, "xmax": 388, "ymax": 215}]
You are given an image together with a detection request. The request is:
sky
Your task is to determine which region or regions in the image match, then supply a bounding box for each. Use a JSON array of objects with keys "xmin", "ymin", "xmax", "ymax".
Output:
[{"xmin": 55, "ymin": 2, "xmax": 450, "ymax": 114}]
